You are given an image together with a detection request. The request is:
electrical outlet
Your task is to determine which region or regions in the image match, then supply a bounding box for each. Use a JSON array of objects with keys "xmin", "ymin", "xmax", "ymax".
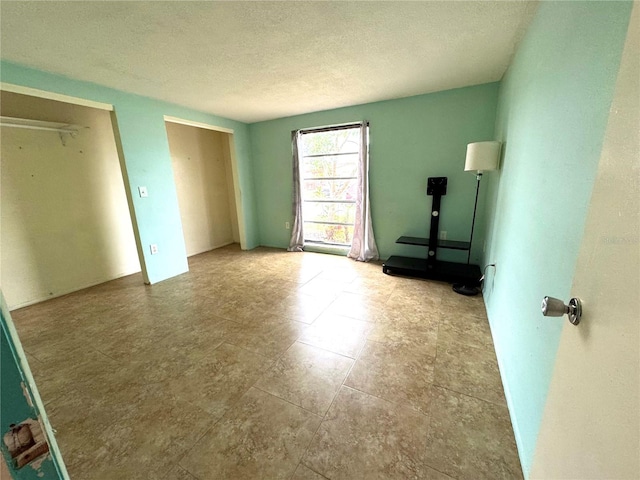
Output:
[
  {"xmin": 150, "ymin": 244, "xmax": 158, "ymax": 255},
  {"xmin": 285, "ymin": 221, "xmax": 290, "ymax": 230},
  {"xmin": 439, "ymin": 230, "xmax": 447, "ymax": 240}
]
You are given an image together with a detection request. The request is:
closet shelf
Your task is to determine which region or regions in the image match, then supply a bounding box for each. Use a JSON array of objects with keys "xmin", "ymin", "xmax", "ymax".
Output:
[
  {"xmin": 1, "ymin": 116, "xmax": 86, "ymax": 145},
  {"xmin": 0, "ymin": 116, "xmax": 83, "ymax": 135}
]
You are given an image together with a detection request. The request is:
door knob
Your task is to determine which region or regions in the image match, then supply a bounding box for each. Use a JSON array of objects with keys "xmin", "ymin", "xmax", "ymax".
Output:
[{"xmin": 541, "ymin": 296, "xmax": 582, "ymax": 325}]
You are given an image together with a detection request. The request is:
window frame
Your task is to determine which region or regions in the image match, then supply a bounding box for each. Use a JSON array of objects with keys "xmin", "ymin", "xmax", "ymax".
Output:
[{"xmin": 297, "ymin": 122, "xmax": 367, "ymax": 247}]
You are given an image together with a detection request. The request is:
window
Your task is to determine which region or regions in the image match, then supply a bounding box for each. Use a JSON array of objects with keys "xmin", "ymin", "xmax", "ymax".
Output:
[{"xmin": 298, "ymin": 124, "xmax": 364, "ymax": 247}]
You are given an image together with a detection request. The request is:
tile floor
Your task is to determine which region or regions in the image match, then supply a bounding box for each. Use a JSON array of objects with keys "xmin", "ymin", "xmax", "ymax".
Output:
[{"xmin": 11, "ymin": 245, "xmax": 522, "ymax": 479}]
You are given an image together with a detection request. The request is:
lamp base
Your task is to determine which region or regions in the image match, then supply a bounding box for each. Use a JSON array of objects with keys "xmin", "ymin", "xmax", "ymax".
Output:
[{"xmin": 452, "ymin": 283, "xmax": 479, "ymax": 296}]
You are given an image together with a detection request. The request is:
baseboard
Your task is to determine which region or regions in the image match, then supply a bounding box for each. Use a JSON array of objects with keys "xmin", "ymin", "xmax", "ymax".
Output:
[
  {"xmin": 7, "ymin": 267, "xmax": 142, "ymax": 311},
  {"xmin": 187, "ymin": 241, "xmax": 236, "ymax": 257}
]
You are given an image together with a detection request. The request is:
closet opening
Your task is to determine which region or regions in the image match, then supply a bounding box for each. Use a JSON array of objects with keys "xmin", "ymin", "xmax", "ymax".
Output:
[
  {"xmin": 1, "ymin": 90, "xmax": 141, "ymax": 310},
  {"xmin": 164, "ymin": 118, "xmax": 243, "ymax": 257}
]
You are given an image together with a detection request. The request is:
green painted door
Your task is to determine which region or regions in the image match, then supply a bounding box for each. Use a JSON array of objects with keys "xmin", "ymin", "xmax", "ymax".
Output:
[{"xmin": 1, "ymin": 292, "xmax": 68, "ymax": 479}]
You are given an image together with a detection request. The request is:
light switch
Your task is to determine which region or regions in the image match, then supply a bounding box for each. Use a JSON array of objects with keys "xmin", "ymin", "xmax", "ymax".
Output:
[{"xmin": 138, "ymin": 186, "xmax": 148, "ymax": 198}]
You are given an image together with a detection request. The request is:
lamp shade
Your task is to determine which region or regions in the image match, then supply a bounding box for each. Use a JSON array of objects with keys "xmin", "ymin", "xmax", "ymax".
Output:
[{"xmin": 464, "ymin": 141, "xmax": 501, "ymax": 173}]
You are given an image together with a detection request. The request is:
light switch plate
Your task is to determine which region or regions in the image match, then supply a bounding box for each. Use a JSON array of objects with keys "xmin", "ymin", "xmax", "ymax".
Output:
[{"xmin": 138, "ymin": 186, "xmax": 148, "ymax": 198}]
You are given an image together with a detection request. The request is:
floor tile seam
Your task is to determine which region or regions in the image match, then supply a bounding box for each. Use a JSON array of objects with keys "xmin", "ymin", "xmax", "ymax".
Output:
[
  {"xmin": 253, "ymin": 341, "xmax": 356, "ymax": 404},
  {"xmin": 421, "ymin": 457, "xmax": 459, "ymax": 480},
  {"xmin": 291, "ymin": 461, "xmax": 331, "ymax": 480},
  {"xmin": 433, "ymin": 334, "xmax": 500, "ymax": 361},
  {"xmin": 23, "ymin": 347, "xmax": 45, "ymax": 364},
  {"xmin": 337, "ymin": 382, "xmax": 431, "ymax": 420},
  {"xmin": 294, "ymin": 338, "xmax": 360, "ymax": 362},
  {"xmin": 145, "ymin": 424, "xmax": 216, "ymax": 480},
  {"xmin": 294, "ymin": 360, "xmax": 362, "ymax": 471},
  {"xmin": 276, "ymin": 333, "xmax": 369, "ymax": 455},
  {"xmin": 296, "ymin": 269, "xmax": 324, "ymax": 288},
  {"xmin": 172, "ymin": 463, "xmax": 203, "ymax": 480},
  {"xmin": 435, "ymin": 336, "xmax": 498, "ymax": 355},
  {"xmin": 296, "ymin": 341, "xmax": 360, "ymax": 365},
  {"xmin": 174, "ymin": 407, "xmax": 229, "ymax": 475},
  {"xmin": 251, "ymin": 384, "xmax": 326, "ymax": 419},
  {"xmin": 240, "ymin": 338, "xmax": 299, "ymax": 394},
  {"xmin": 430, "ymin": 383, "xmax": 509, "ymax": 409},
  {"xmin": 432, "ymin": 334, "xmax": 506, "ymax": 408},
  {"xmin": 438, "ymin": 323, "xmax": 494, "ymax": 348},
  {"xmin": 217, "ymin": 340, "xmax": 278, "ymax": 368},
  {"xmin": 41, "ymin": 392, "xmax": 64, "ymax": 407},
  {"xmin": 363, "ymin": 335, "xmax": 439, "ymax": 358},
  {"xmin": 439, "ymin": 310, "xmax": 489, "ymax": 322},
  {"xmin": 89, "ymin": 346, "xmax": 124, "ymax": 364}
]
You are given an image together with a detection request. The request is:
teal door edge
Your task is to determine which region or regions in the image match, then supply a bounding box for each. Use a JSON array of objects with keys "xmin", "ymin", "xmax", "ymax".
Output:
[{"xmin": 1, "ymin": 291, "xmax": 69, "ymax": 479}]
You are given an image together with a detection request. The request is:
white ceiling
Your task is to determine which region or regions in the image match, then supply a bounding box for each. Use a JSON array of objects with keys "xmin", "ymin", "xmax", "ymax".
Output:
[{"xmin": 0, "ymin": 1, "xmax": 537, "ymax": 123}]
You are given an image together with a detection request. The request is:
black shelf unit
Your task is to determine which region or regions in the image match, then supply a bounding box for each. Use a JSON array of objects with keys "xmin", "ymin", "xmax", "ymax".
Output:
[
  {"xmin": 396, "ymin": 236, "xmax": 470, "ymax": 250},
  {"xmin": 383, "ymin": 177, "xmax": 481, "ymax": 285}
]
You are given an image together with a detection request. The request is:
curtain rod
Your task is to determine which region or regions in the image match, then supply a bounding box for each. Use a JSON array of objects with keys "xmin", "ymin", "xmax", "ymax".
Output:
[{"xmin": 297, "ymin": 121, "xmax": 369, "ymax": 135}]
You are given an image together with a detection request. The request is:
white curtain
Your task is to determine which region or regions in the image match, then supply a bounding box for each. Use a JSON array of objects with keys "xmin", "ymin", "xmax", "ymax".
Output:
[
  {"xmin": 288, "ymin": 130, "xmax": 304, "ymax": 252},
  {"xmin": 348, "ymin": 122, "xmax": 379, "ymax": 262}
]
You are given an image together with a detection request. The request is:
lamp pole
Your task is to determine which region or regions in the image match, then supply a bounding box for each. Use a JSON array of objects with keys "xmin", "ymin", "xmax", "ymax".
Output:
[{"xmin": 467, "ymin": 172, "xmax": 482, "ymax": 264}]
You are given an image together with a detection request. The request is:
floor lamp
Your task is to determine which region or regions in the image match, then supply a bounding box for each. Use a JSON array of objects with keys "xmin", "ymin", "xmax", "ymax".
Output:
[{"xmin": 453, "ymin": 141, "xmax": 501, "ymax": 296}]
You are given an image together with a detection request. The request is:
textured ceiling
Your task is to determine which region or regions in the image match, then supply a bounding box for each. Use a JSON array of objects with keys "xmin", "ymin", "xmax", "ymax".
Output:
[{"xmin": 0, "ymin": 1, "xmax": 537, "ymax": 123}]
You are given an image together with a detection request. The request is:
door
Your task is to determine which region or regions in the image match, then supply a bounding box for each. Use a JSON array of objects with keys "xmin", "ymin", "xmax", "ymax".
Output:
[
  {"xmin": 1, "ymin": 292, "xmax": 68, "ymax": 478},
  {"xmin": 530, "ymin": 5, "xmax": 639, "ymax": 478}
]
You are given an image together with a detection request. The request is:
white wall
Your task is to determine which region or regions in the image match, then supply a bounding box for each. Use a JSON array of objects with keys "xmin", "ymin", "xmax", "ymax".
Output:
[
  {"xmin": 166, "ymin": 122, "xmax": 238, "ymax": 256},
  {"xmin": 531, "ymin": 4, "xmax": 639, "ymax": 478},
  {"xmin": 1, "ymin": 91, "xmax": 141, "ymax": 309}
]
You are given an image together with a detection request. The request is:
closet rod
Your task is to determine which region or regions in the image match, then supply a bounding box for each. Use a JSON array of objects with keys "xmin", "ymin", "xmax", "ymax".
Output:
[{"xmin": 0, "ymin": 115, "xmax": 82, "ymax": 135}]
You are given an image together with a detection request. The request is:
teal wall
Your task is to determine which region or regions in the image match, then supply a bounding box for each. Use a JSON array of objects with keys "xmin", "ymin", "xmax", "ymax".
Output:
[
  {"xmin": 0, "ymin": 61, "xmax": 259, "ymax": 284},
  {"xmin": 249, "ymin": 83, "xmax": 499, "ymax": 262},
  {"xmin": 482, "ymin": 1, "xmax": 632, "ymax": 476}
]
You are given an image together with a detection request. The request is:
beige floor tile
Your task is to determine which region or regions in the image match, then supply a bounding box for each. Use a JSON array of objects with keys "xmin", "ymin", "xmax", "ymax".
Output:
[
  {"xmin": 438, "ymin": 309, "xmax": 494, "ymax": 350},
  {"xmin": 298, "ymin": 312, "xmax": 373, "ymax": 358},
  {"xmin": 255, "ymin": 342, "xmax": 353, "ymax": 415},
  {"xmin": 88, "ymin": 389, "xmax": 216, "ymax": 479},
  {"xmin": 274, "ymin": 292, "xmax": 335, "ymax": 324},
  {"xmin": 385, "ymin": 293, "xmax": 442, "ymax": 320},
  {"xmin": 342, "ymin": 276, "xmax": 397, "ymax": 300},
  {"xmin": 213, "ymin": 295, "xmax": 282, "ymax": 324},
  {"xmin": 298, "ymin": 277, "xmax": 346, "ymax": 299},
  {"xmin": 433, "ymin": 340, "xmax": 506, "ymax": 406},
  {"xmin": 425, "ymin": 386, "xmax": 522, "ymax": 480},
  {"xmin": 441, "ymin": 291, "xmax": 487, "ymax": 318},
  {"xmin": 323, "ymin": 291, "xmax": 388, "ymax": 322},
  {"xmin": 32, "ymin": 346, "xmax": 121, "ymax": 398},
  {"xmin": 367, "ymin": 310, "xmax": 439, "ymax": 352},
  {"xmin": 303, "ymin": 386, "xmax": 431, "ymax": 479},
  {"xmin": 149, "ymin": 317, "xmax": 239, "ymax": 357},
  {"xmin": 45, "ymin": 389, "xmax": 115, "ymax": 470},
  {"xmin": 345, "ymin": 340, "xmax": 435, "ymax": 415},
  {"xmin": 180, "ymin": 387, "xmax": 322, "ymax": 479},
  {"xmin": 223, "ymin": 316, "xmax": 307, "ymax": 359},
  {"xmin": 166, "ymin": 342, "xmax": 272, "ymax": 420},
  {"xmin": 291, "ymin": 463, "xmax": 328, "ymax": 480}
]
